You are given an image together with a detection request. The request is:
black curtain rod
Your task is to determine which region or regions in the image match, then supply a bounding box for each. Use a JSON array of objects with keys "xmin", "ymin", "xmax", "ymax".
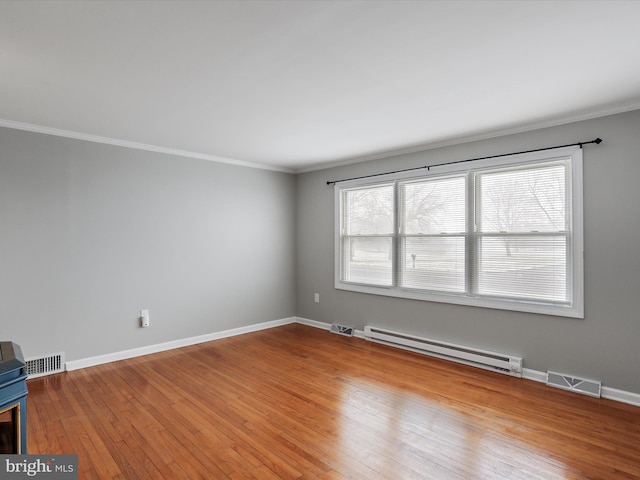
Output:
[{"xmin": 326, "ymin": 137, "xmax": 602, "ymax": 186}]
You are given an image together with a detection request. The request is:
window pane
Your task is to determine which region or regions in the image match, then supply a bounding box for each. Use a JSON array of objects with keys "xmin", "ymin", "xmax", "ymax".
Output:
[
  {"xmin": 401, "ymin": 237, "xmax": 465, "ymax": 293},
  {"xmin": 402, "ymin": 176, "xmax": 466, "ymax": 234},
  {"xmin": 478, "ymin": 163, "xmax": 567, "ymax": 233},
  {"xmin": 343, "ymin": 237, "xmax": 393, "ymax": 286},
  {"xmin": 344, "ymin": 185, "xmax": 394, "ymax": 235},
  {"xmin": 477, "ymin": 236, "xmax": 567, "ymax": 302}
]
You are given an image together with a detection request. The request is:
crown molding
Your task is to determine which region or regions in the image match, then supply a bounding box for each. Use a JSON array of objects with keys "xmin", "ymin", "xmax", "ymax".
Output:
[{"xmin": 0, "ymin": 119, "xmax": 294, "ymax": 174}]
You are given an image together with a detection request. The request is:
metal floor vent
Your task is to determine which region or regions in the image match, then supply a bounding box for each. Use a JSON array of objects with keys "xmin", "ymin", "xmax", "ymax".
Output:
[
  {"xmin": 25, "ymin": 352, "xmax": 65, "ymax": 379},
  {"xmin": 546, "ymin": 371, "xmax": 601, "ymax": 398},
  {"xmin": 330, "ymin": 324, "xmax": 354, "ymax": 337}
]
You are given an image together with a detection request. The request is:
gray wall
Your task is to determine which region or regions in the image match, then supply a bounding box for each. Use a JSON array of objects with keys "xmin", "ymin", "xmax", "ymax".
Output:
[
  {"xmin": 296, "ymin": 109, "xmax": 640, "ymax": 394},
  {"xmin": 0, "ymin": 127, "xmax": 296, "ymax": 361}
]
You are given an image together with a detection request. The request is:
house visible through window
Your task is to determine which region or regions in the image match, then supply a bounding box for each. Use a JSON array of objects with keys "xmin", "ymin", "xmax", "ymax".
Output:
[{"xmin": 335, "ymin": 146, "xmax": 584, "ymax": 318}]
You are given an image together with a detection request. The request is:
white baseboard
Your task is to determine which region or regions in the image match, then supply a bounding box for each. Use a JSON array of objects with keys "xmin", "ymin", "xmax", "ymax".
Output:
[
  {"xmin": 354, "ymin": 330, "xmax": 366, "ymax": 339},
  {"xmin": 65, "ymin": 317, "xmax": 296, "ymax": 371},
  {"xmin": 294, "ymin": 317, "xmax": 331, "ymax": 331},
  {"xmin": 295, "ymin": 317, "xmax": 366, "ymax": 338},
  {"xmin": 64, "ymin": 315, "xmax": 640, "ymax": 409},
  {"xmin": 522, "ymin": 368, "xmax": 547, "ymax": 383},
  {"xmin": 601, "ymin": 386, "xmax": 640, "ymax": 407}
]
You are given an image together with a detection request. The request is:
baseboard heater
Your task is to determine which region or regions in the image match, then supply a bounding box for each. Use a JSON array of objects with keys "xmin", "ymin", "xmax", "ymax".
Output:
[{"xmin": 364, "ymin": 326, "xmax": 523, "ymax": 377}]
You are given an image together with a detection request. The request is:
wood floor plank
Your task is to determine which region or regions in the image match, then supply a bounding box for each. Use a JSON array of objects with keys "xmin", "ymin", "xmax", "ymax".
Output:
[{"xmin": 26, "ymin": 324, "xmax": 640, "ymax": 479}]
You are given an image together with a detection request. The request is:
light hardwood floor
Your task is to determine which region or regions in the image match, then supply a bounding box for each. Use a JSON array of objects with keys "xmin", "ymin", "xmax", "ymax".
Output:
[{"xmin": 27, "ymin": 324, "xmax": 640, "ymax": 479}]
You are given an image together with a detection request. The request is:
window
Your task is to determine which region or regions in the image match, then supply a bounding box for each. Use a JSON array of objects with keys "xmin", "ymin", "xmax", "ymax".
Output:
[
  {"xmin": 341, "ymin": 183, "xmax": 394, "ymax": 286},
  {"xmin": 335, "ymin": 146, "xmax": 583, "ymax": 318}
]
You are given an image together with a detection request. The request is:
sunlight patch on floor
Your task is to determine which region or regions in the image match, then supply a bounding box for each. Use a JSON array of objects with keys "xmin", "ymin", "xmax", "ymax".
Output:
[{"xmin": 337, "ymin": 379, "xmax": 568, "ymax": 479}]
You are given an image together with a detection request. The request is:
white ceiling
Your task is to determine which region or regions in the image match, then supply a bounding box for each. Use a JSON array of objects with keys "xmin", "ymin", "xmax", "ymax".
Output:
[{"xmin": 1, "ymin": 1, "xmax": 640, "ymax": 173}]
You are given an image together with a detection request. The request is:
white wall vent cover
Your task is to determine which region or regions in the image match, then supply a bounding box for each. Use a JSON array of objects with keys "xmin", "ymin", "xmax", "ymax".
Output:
[
  {"xmin": 25, "ymin": 352, "xmax": 65, "ymax": 379},
  {"xmin": 330, "ymin": 324, "xmax": 354, "ymax": 337},
  {"xmin": 546, "ymin": 371, "xmax": 601, "ymax": 398}
]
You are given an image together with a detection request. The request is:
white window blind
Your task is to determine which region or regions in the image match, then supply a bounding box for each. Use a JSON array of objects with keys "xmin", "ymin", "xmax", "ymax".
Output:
[
  {"xmin": 335, "ymin": 146, "xmax": 583, "ymax": 318},
  {"xmin": 399, "ymin": 175, "xmax": 467, "ymax": 293},
  {"xmin": 341, "ymin": 184, "xmax": 394, "ymax": 286},
  {"xmin": 475, "ymin": 162, "xmax": 571, "ymax": 303}
]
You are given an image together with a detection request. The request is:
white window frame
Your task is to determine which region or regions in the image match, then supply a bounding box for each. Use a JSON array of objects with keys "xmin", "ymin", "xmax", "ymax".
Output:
[{"xmin": 334, "ymin": 146, "xmax": 584, "ymax": 318}]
